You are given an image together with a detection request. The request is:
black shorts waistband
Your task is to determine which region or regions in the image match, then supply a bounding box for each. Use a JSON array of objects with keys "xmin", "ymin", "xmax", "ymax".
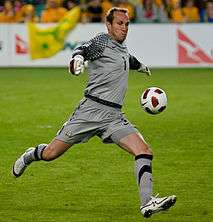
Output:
[{"xmin": 85, "ymin": 94, "xmax": 122, "ymax": 109}]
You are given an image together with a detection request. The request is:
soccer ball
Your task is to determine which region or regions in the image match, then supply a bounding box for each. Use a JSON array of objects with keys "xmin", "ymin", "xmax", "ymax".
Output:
[{"xmin": 140, "ymin": 87, "xmax": 167, "ymax": 115}]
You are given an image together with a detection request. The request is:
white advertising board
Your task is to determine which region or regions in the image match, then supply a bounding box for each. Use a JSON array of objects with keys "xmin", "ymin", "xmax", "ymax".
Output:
[
  {"xmin": 0, "ymin": 23, "xmax": 213, "ymax": 67},
  {"xmin": 0, "ymin": 25, "xmax": 10, "ymax": 66}
]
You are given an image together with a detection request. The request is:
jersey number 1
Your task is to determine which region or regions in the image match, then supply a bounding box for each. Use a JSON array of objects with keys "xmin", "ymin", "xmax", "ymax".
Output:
[{"xmin": 122, "ymin": 57, "xmax": 127, "ymax": 71}]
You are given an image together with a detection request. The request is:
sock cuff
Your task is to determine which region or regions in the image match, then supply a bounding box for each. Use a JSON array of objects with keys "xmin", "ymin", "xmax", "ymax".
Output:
[
  {"xmin": 135, "ymin": 154, "xmax": 153, "ymax": 161},
  {"xmin": 34, "ymin": 144, "xmax": 47, "ymax": 160}
]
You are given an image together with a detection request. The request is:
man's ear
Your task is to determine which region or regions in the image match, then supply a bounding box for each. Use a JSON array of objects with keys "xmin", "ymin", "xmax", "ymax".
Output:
[{"xmin": 106, "ymin": 21, "xmax": 111, "ymax": 31}]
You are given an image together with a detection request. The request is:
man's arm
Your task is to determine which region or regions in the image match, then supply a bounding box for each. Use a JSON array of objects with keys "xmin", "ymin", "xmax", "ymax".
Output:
[
  {"xmin": 129, "ymin": 54, "xmax": 151, "ymax": 76},
  {"xmin": 69, "ymin": 33, "xmax": 108, "ymax": 75}
]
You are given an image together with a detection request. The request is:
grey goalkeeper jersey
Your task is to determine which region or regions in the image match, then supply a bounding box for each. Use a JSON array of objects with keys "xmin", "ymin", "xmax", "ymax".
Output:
[{"xmin": 72, "ymin": 33, "xmax": 141, "ymax": 106}]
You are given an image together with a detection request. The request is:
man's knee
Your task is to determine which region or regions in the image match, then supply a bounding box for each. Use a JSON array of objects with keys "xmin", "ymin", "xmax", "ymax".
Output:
[{"xmin": 118, "ymin": 132, "xmax": 153, "ymax": 156}]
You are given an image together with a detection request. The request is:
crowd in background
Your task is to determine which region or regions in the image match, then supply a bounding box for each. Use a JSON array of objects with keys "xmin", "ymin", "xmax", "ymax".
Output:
[{"xmin": 0, "ymin": 0, "xmax": 212, "ymax": 23}]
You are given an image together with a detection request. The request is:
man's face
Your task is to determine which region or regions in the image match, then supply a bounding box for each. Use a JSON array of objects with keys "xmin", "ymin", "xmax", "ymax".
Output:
[{"xmin": 107, "ymin": 11, "xmax": 130, "ymax": 43}]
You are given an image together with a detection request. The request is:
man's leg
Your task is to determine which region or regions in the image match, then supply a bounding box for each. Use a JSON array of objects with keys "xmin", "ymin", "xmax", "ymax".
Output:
[
  {"xmin": 12, "ymin": 139, "xmax": 72, "ymax": 177},
  {"xmin": 117, "ymin": 132, "xmax": 153, "ymax": 206},
  {"xmin": 116, "ymin": 132, "xmax": 176, "ymax": 218}
]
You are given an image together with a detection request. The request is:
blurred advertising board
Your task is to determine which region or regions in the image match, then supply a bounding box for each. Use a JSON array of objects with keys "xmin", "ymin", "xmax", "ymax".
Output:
[{"xmin": 0, "ymin": 23, "xmax": 213, "ymax": 67}]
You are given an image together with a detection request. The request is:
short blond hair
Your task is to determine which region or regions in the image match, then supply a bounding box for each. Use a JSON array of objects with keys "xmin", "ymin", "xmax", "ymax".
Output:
[{"xmin": 106, "ymin": 7, "xmax": 128, "ymax": 24}]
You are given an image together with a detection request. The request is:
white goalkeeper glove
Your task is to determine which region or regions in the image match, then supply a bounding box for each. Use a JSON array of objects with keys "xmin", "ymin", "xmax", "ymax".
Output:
[
  {"xmin": 69, "ymin": 55, "xmax": 85, "ymax": 76},
  {"xmin": 138, "ymin": 63, "xmax": 151, "ymax": 76}
]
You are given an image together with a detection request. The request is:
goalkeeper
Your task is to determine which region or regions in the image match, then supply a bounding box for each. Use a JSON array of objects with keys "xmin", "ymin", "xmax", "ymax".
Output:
[{"xmin": 13, "ymin": 7, "xmax": 176, "ymax": 218}]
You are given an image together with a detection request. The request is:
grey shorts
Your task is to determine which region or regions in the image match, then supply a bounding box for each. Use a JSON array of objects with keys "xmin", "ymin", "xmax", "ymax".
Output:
[{"xmin": 56, "ymin": 98, "xmax": 138, "ymax": 145}]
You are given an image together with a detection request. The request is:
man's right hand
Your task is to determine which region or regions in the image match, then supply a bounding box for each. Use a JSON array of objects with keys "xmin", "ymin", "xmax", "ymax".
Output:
[{"xmin": 69, "ymin": 55, "xmax": 85, "ymax": 76}]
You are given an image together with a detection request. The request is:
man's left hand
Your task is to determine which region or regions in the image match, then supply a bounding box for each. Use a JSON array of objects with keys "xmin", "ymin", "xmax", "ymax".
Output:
[{"xmin": 138, "ymin": 63, "xmax": 151, "ymax": 76}]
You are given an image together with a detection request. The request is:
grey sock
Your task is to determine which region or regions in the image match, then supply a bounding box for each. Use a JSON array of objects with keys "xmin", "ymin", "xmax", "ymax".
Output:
[
  {"xmin": 135, "ymin": 154, "xmax": 153, "ymax": 206},
  {"xmin": 34, "ymin": 144, "xmax": 47, "ymax": 160},
  {"xmin": 23, "ymin": 144, "xmax": 47, "ymax": 164}
]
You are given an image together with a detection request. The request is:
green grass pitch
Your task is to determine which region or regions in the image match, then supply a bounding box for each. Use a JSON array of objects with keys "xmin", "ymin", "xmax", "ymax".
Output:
[{"xmin": 0, "ymin": 67, "xmax": 212, "ymax": 222}]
